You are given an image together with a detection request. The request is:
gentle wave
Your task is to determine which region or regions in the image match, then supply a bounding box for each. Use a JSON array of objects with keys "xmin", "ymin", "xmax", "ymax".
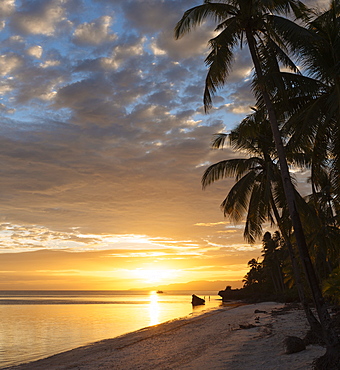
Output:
[
  {"xmin": 0, "ymin": 290, "xmax": 222, "ymax": 368},
  {"xmin": 0, "ymin": 290, "xmax": 149, "ymax": 297}
]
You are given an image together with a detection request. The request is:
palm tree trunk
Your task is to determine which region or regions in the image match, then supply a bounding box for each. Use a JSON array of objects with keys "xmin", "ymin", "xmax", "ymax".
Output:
[
  {"xmin": 273, "ymin": 252, "xmax": 285, "ymax": 294},
  {"xmin": 245, "ymin": 29, "xmax": 339, "ymax": 348}
]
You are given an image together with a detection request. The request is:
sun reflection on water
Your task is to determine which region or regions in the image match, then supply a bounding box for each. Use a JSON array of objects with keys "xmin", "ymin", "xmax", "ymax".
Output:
[{"xmin": 149, "ymin": 291, "xmax": 160, "ymax": 326}]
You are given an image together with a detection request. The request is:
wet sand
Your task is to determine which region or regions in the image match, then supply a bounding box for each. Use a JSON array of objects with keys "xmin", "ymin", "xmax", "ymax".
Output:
[{"xmin": 5, "ymin": 302, "xmax": 325, "ymax": 370}]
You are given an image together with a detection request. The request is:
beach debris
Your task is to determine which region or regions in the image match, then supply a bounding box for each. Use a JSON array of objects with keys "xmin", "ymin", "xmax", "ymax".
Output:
[
  {"xmin": 283, "ymin": 336, "xmax": 306, "ymax": 354},
  {"xmin": 191, "ymin": 294, "xmax": 205, "ymax": 306},
  {"xmin": 254, "ymin": 309, "xmax": 267, "ymax": 314},
  {"xmin": 239, "ymin": 323, "xmax": 256, "ymax": 329}
]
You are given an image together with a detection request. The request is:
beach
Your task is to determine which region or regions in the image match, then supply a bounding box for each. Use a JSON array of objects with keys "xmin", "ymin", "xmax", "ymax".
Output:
[{"xmin": 5, "ymin": 302, "xmax": 326, "ymax": 370}]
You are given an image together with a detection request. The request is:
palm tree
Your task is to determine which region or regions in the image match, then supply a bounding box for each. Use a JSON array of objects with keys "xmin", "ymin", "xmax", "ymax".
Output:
[
  {"xmin": 175, "ymin": 0, "xmax": 339, "ymax": 353},
  {"xmin": 242, "ymin": 258, "xmax": 264, "ymax": 289},
  {"xmin": 303, "ymin": 170, "xmax": 340, "ymax": 282},
  {"xmin": 262, "ymin": 231, "xmax": 285, "ymax": 295},
  {"xmin": 202, "ymin": 112, "xmax": 322, "ymax": 334},
  {"xmin": 202, "ymin": 113, "xmax": 284, "ymax": 243},
  {"xmin": 323, "ymin": 267, "xmax": 340, "ymax": 306},
  {"xmin": 273, "ymin": 6, "xmax": 340, "ymax": 351},
  {"xmin": 276, "ymin": 1, "xmax": 340, "ymax": 197}
]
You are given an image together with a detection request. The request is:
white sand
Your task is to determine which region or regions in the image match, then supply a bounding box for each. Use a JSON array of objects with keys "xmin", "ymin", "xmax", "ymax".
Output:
[{"xmin": 6, "ymin": 302, "xmax": 326, "ymax": 370}]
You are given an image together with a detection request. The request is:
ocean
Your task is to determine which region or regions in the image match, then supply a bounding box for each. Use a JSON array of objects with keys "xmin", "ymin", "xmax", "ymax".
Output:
[{"xmin": 0, "ymin": 290, "xmax": 223, "ymax": 368}]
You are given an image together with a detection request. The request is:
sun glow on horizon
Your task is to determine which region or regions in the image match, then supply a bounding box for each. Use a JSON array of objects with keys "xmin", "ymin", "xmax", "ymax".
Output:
[{"xmin": 132, "ymin": 268, "xmax": 179, "ymax": 284}]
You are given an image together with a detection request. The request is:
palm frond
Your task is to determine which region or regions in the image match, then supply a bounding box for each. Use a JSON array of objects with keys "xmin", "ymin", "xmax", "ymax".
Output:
[
  {"xmin": 244, "ymin": 182, "xmax": 269, "ymax": 243},
  {"xmin": 202, "ymin": 157, "xmax": 262, "ymax": 188},
  {"xmin": 174, "ymin": 3, "xmax": 236, "ymax": 40},
  {"xmin": 270, "ymin": 14, "xmax": 314, "ymax": 57},
  {"xmin": 204, "ymin": 18, "xmax": 240, "ymax": 110},
  {"xmin": 211, "ymin": 133, "xmax": 228, "ymax": 149},
  {"xmin": 262, "ymin": 0, "xmax": 310, "ymax": 20},
  {"xmin": 220, "ymin": 171, "xmax": 258, "ymax": 222}
]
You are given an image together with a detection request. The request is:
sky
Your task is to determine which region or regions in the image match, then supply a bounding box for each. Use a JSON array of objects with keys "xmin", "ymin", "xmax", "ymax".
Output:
[{"xmin": 0, "ymin": 0, "xmax": 326, "ymax": 290}]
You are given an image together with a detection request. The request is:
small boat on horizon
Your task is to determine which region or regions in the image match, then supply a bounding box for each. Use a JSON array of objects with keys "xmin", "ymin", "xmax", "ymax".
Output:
[{"xmin": 156, "ymin": 290, "xmax": 164, "ymax": 294}]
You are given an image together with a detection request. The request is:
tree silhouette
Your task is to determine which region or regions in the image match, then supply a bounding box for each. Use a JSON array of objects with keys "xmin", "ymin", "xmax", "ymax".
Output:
[{"xmin": 175, "ymin": 0, "xmax": 339, "ymax": 355}]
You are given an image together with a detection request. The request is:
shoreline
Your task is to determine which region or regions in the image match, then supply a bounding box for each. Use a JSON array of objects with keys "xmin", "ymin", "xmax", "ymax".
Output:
[{"xmin": 5, "ymin": 302, "xmax": 325, "ymax": 370}]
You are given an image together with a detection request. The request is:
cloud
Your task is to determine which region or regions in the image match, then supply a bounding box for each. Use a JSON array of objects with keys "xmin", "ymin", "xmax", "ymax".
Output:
[
  {"xmin": 26, "ymin": 45, "xmax": 43, "ymax": 58},
  {"xmin": 0, "ymin": 0, "xmax": 298, "ymax": 289},
  {"xmin": 10, "ymin": 0, "xmax": 67, "ymax": 36},
  {"xmin": 220, "ymin": 81, "xmax": 255, "ymax": 115},
  {"xmin": 195, "ymin": 221, "xmax": 230, "ymax": 227},
  {"xmin": 0, "ymin": 0, "xmax": 15, "ymax": 19},
  {"xmin": 121, "ymin": 0, "xmax": 192, "ymax": 35},
  {"xmin": 0, "ymin": 53, "xmax": 23, "ymax": 76},
  {"xmin": 102, "ymin": 36, "xmax": 146, "ymax": 70},
  {"xmin": 153, "ymin": 26, "xmax": 213, "ymax": 60},
  {"xmin": 73, "ymin": 16, "xmax": 117, "ymax": 45},
  {"xmin": 0, "ymin": 222, "xmax": 201, "ymax": 254},
  {"xmin": 0, "ymin": 116, "xmax": 238, "ymax": 244}
]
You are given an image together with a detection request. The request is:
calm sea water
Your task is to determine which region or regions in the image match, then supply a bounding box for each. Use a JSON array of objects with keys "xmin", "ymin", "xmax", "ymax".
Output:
[{"xmin": 0, "ymin": 290, "xmax": 223, "ymax": 368}]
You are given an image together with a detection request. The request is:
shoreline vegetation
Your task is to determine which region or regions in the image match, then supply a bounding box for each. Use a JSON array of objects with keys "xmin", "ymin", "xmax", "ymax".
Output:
[
  {"xmin": 175, "ymin": 0, "xmax": 340, "ymax": 368},
  {"xmin": 4, "ymin": 302, "xmax": 327, "ymax": 370}
]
